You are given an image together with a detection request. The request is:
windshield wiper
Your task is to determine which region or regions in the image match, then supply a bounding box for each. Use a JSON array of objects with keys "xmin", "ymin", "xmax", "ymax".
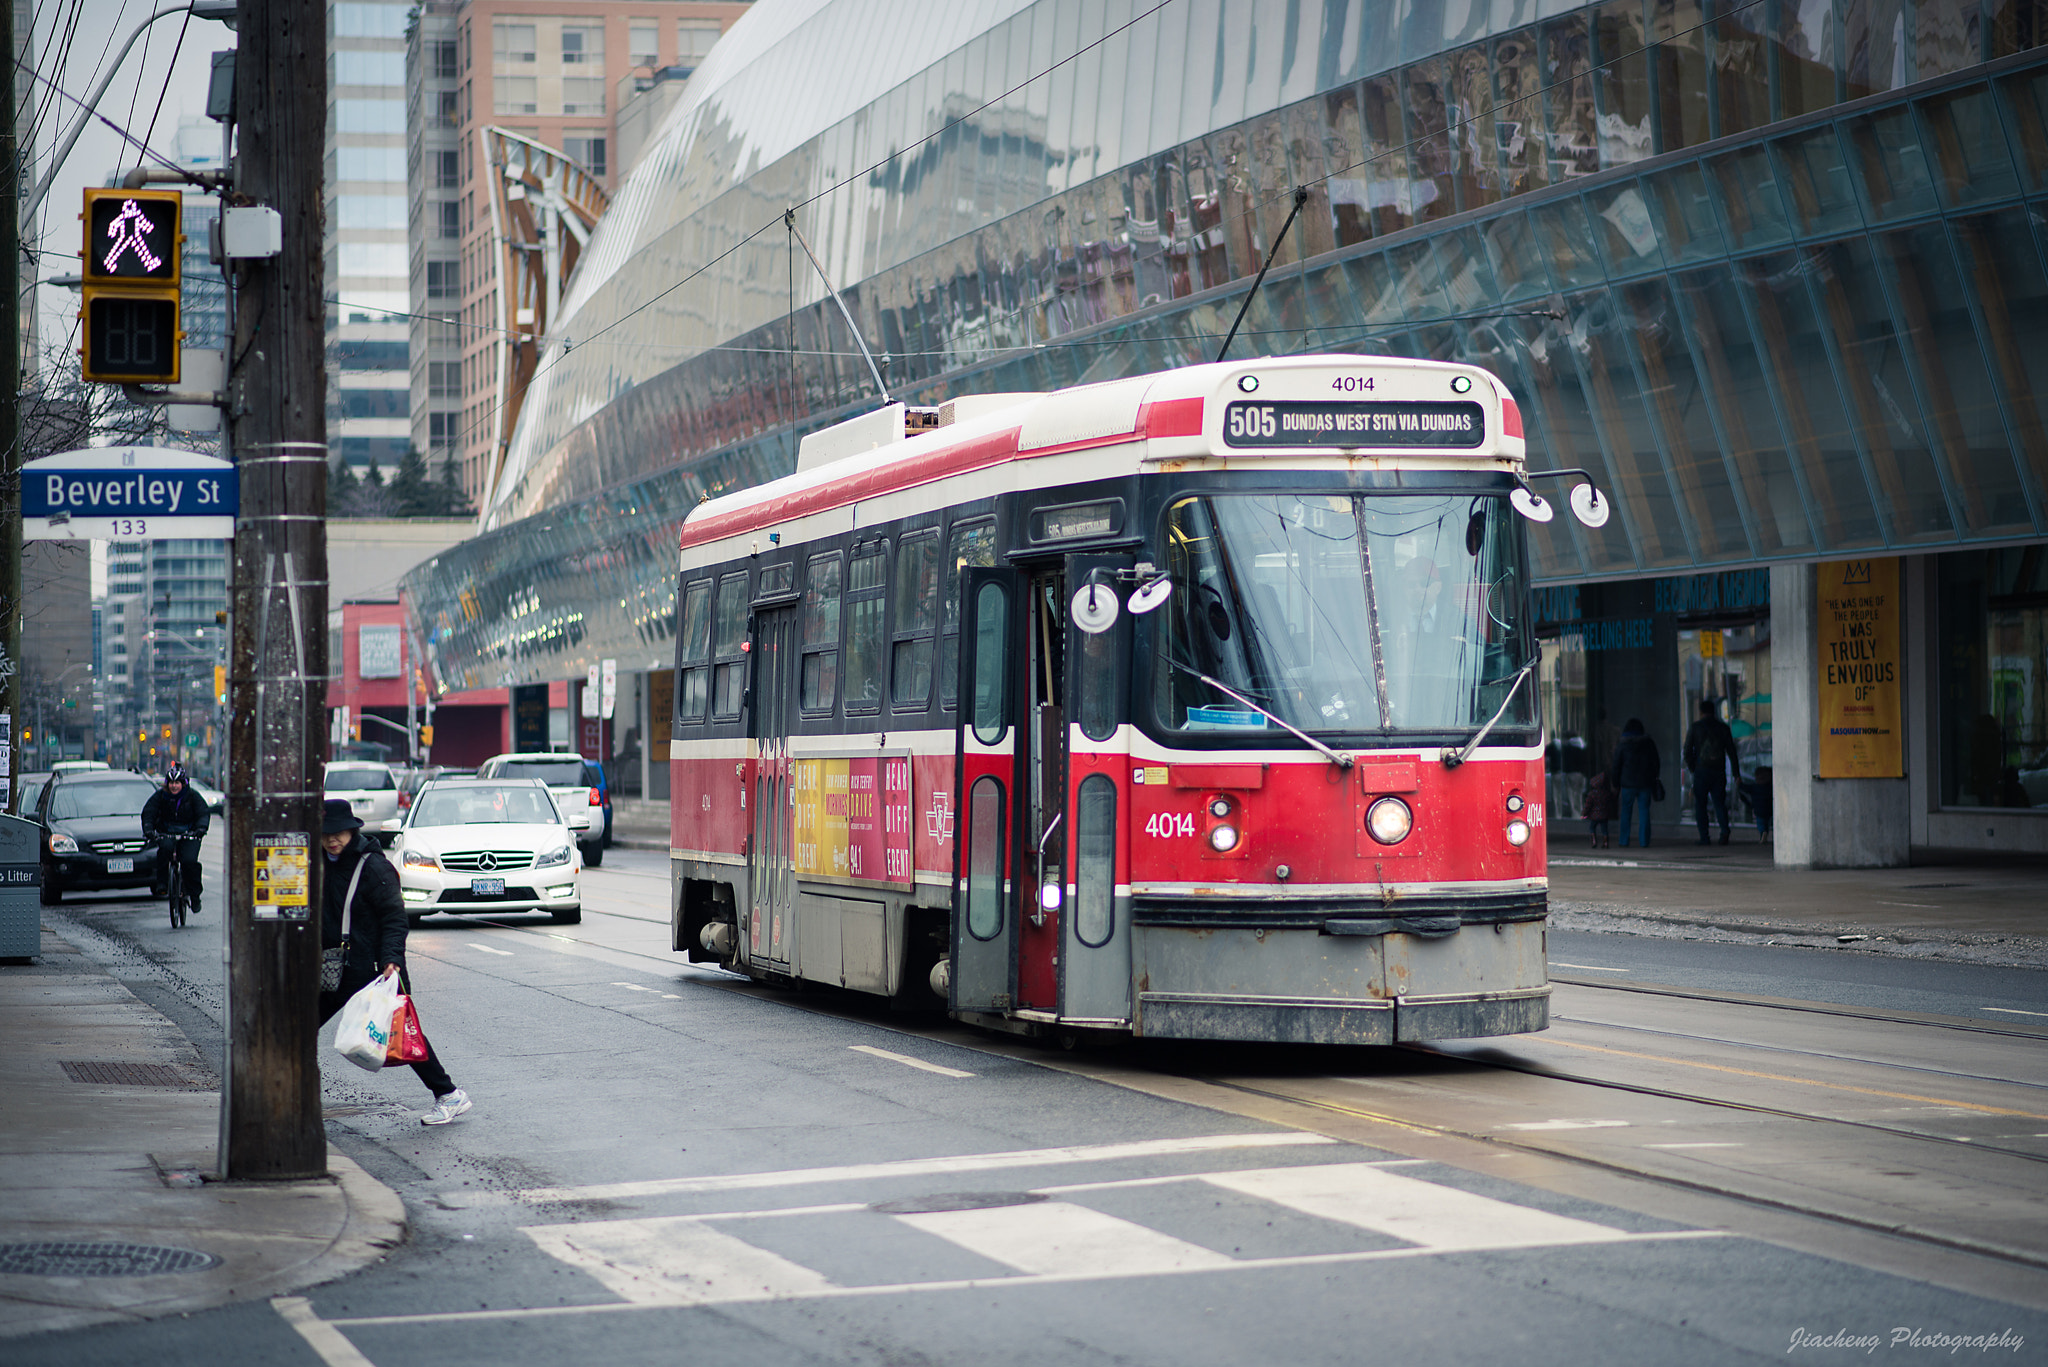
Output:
[
  {"xmin": 1439, "ymin": 657, "xmax": 1538, "ymax": 769},
  {"xmin": 1168, "ymin": 658, "xmax": 1353, "ymax": 770}
]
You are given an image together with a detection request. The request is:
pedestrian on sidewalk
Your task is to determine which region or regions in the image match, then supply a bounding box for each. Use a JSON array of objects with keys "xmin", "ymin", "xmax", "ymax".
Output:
[
  {"xmin": 318, "ymin": 799, "xmax": 473, "ymax": 1126},
  {"xmin": 1583, "ymin": 771, "xmax": 1616, "ymax": 848},
  {"xmin": 1607, "ymin": 718, "xmax": 1661, "ymax": 848},
  {"xmin": 1683, "ymin": 698, "xmax": 1736, "ymax": 845}
]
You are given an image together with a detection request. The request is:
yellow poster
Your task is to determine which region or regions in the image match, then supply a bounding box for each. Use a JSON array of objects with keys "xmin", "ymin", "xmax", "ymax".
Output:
[{"xmin": 1816, "ymin": 559, "xmax": 1902, "ymax": 778}]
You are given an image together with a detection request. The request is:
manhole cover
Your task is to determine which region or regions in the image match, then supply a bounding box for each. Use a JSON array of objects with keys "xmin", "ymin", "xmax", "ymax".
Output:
[
  {"xmin": 870, "ymin": 1191, "xmax": 1049, "ymax": 1215},
  {"xmin": 60, "ymin": 1061, "xmax": 207, "ymax": 1088},
  {"xmin": 0, "ymin": 1242, "xmax": 223, "ymax": 1277}
]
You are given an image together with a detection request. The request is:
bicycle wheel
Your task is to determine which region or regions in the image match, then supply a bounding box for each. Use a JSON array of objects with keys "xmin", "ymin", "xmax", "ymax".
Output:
[{"xmin": 167, "ymin": 883, "xmax": 181, "ymax": 929}]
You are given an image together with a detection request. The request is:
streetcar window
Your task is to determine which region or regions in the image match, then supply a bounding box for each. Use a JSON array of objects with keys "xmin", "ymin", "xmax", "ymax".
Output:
[
  {"xmin": 676, "ymin": 580, "xmax": 711, "ymax": 723},
  {"xmin": 801, "ymin": 553, "xmax": 842, "ymax": 712},
  {"xmin": 1077, "ymin": 623, "xmax": 1117, "ymax": 741},
  {"xmin": 965, "ymin": 774, "xmax": 1006, "ymax": 941},
  {"xmin": 890, "ymin": 533, "xmax": 941, "ymax": 709},
  {"xmin": 759, "ymin": 561, "xmax": 794, "ymax": 597},
  {"xmin": 843, "ymin": 546, "xmax": 886, "ymax": 713},
  {"xmin": 1155, "ymin": 494, "xmax": 1533, "ymax": 736},
  {"xmin": 970, "ymin": 579, "xmax": 1009, "ymax": 745},
  {"xmin": 939, "ymin": 519, "xmax": 996, "ymax": 705},
  {"xmin": 1074, "ymin": 774, "xmax": 1116, "ymax": 948},
  {"xmin": 711, "ymin": 573, "xmax": 749, "ymax": 717}
]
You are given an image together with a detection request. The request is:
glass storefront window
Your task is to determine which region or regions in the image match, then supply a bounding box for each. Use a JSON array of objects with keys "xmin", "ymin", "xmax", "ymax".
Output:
[
  {"xmin": 1939, "ymin": 550, "xmax": 2048, "ymax": 809},
  {"xmin": 1675, "ymin": 624, "xmax": 1773, "ymax": 827}
]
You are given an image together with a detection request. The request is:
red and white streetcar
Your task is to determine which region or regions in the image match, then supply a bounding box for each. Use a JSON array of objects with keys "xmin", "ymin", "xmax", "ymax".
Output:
[{"xmin": 667, "ymin": 354, "xmax": 1608, "ymax": 1044}]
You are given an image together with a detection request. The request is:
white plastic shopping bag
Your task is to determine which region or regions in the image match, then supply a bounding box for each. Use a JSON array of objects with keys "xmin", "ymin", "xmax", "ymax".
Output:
[{"xmin": 333, "ymin": 973, "xmax": 403, "ymax": 1072}]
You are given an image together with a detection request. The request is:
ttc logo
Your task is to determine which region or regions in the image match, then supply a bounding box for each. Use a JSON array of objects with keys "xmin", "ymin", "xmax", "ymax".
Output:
[{"xmin": 925, "ymin": 791, "xmax": 954, "ymax": 842}]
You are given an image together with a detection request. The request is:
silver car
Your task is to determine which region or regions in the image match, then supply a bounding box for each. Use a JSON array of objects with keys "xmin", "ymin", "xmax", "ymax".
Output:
[{"xmin": 323, "ymin": 761, "xmax": 402, "ymax": 846}]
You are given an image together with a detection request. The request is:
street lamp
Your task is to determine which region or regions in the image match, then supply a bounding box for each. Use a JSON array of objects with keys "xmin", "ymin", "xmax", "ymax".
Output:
[{"xmin": 21, "ymin": 1, "xmax": 240, "ymax": 223}]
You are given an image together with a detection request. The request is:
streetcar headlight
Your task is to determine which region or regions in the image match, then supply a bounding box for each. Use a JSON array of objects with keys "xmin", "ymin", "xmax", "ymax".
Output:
[
  {"xmin": 1506, "ymin": 819, "xmax": 1531, "ymax": 847},
  {"xmin": 1505, "ymin": 793, "xmax": 1524, "ymax": 813},
  {"xmin": 1366, "ymin": 797, "xmax": 1412, "ymax": 845},
  {"xmin": 1208, "ymin": 797, "xmax": 1234, "ymax": 819},
  {"xmin": 1208, "ymin": 823, "xmax": 1241, "ymax": 852}
]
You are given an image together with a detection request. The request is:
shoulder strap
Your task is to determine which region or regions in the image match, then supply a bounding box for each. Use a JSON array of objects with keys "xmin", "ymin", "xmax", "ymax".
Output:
[{"xmin": 340, "ymin": 856, "xmax": 367, "ymax": 940}]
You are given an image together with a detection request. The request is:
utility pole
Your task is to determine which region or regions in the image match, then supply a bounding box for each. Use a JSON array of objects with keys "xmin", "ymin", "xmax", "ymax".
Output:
[
  {"xmin": 222, "ymin": 0, "xmax": 329, "ymax": 1179},
  {"xmin": 2, "ymin": 0, "xmax": 21, "ymax": 813}
]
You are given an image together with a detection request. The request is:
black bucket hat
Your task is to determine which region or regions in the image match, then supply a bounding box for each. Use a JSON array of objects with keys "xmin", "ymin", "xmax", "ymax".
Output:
[{"xmin": 322, "ymin": 798, "xmax": 364, "ymax": 834}]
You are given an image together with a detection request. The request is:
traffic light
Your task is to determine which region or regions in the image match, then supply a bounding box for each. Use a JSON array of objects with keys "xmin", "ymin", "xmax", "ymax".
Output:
[
  {"xmin": 214, "ymin": 665, "xmax": 227, "ymax": 703},
  {"xmin": 418, "ymin": 724, "xmax": 434, "ymax": 747},
  {"xmin": 79, "ymin": 188, "xmax": 183, "ymax": 384},
  {"xmin": 161, "ymin": 723, "xmax": 173, "ymax": 740}
]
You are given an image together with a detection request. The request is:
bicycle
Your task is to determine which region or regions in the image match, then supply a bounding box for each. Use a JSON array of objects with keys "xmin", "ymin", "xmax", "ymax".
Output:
[{"xmin": 162, "ymin": 834, "xmax": 201, "ymax": 929}]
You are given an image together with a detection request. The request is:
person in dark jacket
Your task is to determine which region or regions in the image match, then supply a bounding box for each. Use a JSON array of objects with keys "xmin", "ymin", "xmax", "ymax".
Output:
[
  {"xmin": 318, "ymin": 799, "xmax": 472, "ymax": 1125},
  {"xmin": 1682, "ymin": 698, "xmax": 1738, "ymax": 845},
  {"xmin": 1582, "ymin": 771, "xmax": 1617, "ymax": 848},
  {"xmin": 142, "ymin": 764, "xmax": 211, "ymax": 901},
  {"xmin": 1606, "ymin": 718, "xmax": 1661, "ymax": 848}
]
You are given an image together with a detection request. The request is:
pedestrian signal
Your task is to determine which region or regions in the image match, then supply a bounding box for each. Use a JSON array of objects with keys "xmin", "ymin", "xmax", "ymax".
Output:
[{"xmin": 79, "ymin": 188, "xmax": 183, "ymax": 384}]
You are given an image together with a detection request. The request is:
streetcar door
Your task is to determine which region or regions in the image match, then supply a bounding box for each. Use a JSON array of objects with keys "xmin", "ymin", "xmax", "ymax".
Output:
[
  {"xmin": 1060, "ymin": 554, "xmax": 1134, "ymax": 1024},
  {"xmin": 950, "ymin": 568, "xmax": 1023, "ymax": 1014},
  {"xmin": 1014, "ymin": 567, "xmax": 1068, "ymax": 1013},
  {"xmin": 748, "ymin": 606, "xmax": 798, "ymax": 965}
]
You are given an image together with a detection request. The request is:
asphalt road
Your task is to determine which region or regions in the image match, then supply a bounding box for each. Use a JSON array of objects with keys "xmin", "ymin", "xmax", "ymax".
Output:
[{"xmin": 20, "ymin": 838, "xmax": 2047, "ymax": 1366}]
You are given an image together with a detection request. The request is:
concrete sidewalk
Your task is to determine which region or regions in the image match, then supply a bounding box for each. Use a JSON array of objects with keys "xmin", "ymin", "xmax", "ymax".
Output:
[
  {"xmin": 1550, "ymin": 825, "xmax": 2048, "ymax": 968},
  {"xmin": 0, "ymin": 926, "xmax": 406, "ymax": 1340}
]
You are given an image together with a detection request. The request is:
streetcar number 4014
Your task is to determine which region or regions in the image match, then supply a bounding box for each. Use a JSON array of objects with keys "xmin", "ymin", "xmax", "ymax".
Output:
[{"xmin": 1331, "ymin": 376, "xmax": 1375, "ymax": 391}]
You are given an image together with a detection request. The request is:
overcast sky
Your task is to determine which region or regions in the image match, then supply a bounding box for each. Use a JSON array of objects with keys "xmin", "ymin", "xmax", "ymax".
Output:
[{"xmin": 25, "ymin": 0, "xmax": 232, "ymax": 356}]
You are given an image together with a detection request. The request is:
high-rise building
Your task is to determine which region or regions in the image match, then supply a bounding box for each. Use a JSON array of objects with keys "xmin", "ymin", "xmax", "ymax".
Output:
[
  {"xmin": 405, "ymin": 0, "xmax": 751, "ymax": 505},
  {"xmin": 329, "ymin": 0, "xmax": 416, "ymax": 475}
]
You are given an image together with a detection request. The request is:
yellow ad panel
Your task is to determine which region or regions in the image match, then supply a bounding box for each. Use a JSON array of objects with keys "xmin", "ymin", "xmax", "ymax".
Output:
[{"xmin": 1816, "ymin": 559, "xmax": 1902, "ymax": 779}]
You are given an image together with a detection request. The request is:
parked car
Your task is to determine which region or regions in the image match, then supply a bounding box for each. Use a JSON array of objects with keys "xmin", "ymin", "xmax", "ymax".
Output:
[
  {"xmin": 474, "ymin": 753, "xmax": 605, "ymax": 865},
  {"xmin": 189, "ymin": 778, "xmax": 226, "ymax": 813},
  {"xmin": 50, "ymin": 760, "xmax": 112, "ymax": 772},
  {"xmin": 33, "ymin": 770, "xmax": 164, "ymax": 904},
  {"xmin": 393, "ymin": 777, "xmax": 582, "ymax": 925},
  {"xmin": 10, "ymin": 771, "xmax": 52, "ymax": 817},
  {"xmin": 323, "ymin": 761, "xmax": 403, "ymax": 847}
]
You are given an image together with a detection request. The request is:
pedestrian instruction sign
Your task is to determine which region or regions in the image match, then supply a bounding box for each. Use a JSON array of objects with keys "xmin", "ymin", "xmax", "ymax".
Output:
[{"xmin": 252, "ymin": 832, "xmax": 310, "ymax": 921}]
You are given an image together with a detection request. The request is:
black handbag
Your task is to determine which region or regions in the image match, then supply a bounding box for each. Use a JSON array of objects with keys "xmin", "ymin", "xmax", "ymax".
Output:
[
  {"xmin": 1652, "ymin": 778, "xmax": 1667, "ymax": 802},
  {"xmin": 320, "ymin": 859, "xmax": 366, "ymax": 992}
]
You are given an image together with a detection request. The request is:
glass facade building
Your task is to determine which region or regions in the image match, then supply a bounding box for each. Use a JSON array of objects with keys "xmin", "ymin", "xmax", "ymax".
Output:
[{"xmin": 401, "ymin": 0, "xmax": 2048, "ymax": 846}]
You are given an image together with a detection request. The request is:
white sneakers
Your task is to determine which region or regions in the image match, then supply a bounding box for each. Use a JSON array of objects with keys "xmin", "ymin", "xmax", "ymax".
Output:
[{"xmin": 421, "ymin": 1088, "xmax": 473, "ymax": 1126}]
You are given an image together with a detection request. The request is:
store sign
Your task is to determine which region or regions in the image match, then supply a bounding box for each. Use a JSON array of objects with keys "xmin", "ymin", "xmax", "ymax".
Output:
[
  {"xmin": 358, "ymin": 625, "xmax": 402, "ymax": 679},
  {"xmin": 1816, "ymin": 559, "xmax": 1902, "ymax": 778}
]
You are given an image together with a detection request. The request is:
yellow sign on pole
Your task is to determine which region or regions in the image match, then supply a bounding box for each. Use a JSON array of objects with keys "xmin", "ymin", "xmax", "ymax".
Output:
[
  {"xmin": 1816, "ymin": 559, "xmax": 1902, "ymax": 778},
  {"xmin": 1698, "ymin": 629, "xmax": 1724, "ymax": 659},
  {"xmin": 251, "ymin": 832, "xmax": 311, "ymax": 921}
]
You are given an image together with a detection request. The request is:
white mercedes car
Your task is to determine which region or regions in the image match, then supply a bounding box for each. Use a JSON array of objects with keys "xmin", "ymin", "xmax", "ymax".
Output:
[{"xmin": 393, "ymin": 777, "xmax": 582, "ymax": 926}]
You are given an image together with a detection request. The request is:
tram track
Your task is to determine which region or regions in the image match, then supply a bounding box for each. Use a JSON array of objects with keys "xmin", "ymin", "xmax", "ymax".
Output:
[{"xmin": 1549, "ymin": 973, "xmax": 2048, "ymax": 1041}]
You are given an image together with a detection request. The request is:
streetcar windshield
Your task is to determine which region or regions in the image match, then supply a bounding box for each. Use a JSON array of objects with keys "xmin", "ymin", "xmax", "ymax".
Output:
[{"xmin": 1155, "ymin": 493, "xmax": 1532, "ymax": 736}]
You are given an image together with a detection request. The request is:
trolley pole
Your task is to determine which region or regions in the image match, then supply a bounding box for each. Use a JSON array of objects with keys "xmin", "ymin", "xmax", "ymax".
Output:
[{"xmin": 221, "ymin": 0, "xmax": 330, "ymax": 1179}]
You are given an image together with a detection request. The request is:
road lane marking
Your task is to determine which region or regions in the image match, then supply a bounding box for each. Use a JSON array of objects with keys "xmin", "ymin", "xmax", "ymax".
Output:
[
  {"xmin": 1498, "ymin": 1119, "xmax": 1630, "ymax": 1132},
  {"xmin": 1983, "ymin": 1007, "xmax": 2048, "ymax": 1019},
  {"xmin": 274, "ymin": 1297, "xmax": 378, "ymax": 1367},
  {"xmin": 849, "ymin": 1044, "xmax": 975, "ymax": 1078},
  {"xmin": 1203, "ymin": 1163, "xmax": 1628, "ymax": 1251},
  {"xmin": 1552, "ymin": 962, "xmax": 1631, "ymax": 973},
  {"xmin": 898, "ymin": 1201, "xmax": 1234, "ymax": 1276},
  {"xmin": 1644, "ymin": 1142, "xmax": 1745, "ymax": 1149},
  {"xmin": 439, "ymin": 1133, "xmax": 1338, "ymax": 1206},
  {"xmin": 523, "ymin": 1215, "xmax": 836, "ymax": 1305},
  {"xmin": 336, "ymin": 1232, "xmax": 1730, "ymax": 1325},
  {"xmin": 468, "ymin": 942, "xmax": 514, "ymax": 956},
  {"xmin": 1533, "ymin": 1037, "xmax": 2048, "ymax": 1119}
]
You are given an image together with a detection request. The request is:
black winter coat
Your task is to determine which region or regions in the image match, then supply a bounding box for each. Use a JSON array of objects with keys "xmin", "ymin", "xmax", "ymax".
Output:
[
  {"xmin": 1608, "ymin": 733, "xmax": 1662, "ymax": 790},
  {"xmin": 141, "ymin": 785, "xmax": 211, "ymax": 840},
  {"xmin": 322, "ymin": 831, "xmax": 407, "ymax": 978}
]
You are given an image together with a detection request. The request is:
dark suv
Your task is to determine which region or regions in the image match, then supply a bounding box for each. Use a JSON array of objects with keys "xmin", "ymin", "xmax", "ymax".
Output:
[{"xmin": 34, "ymin": 770, "xmax": 164, "ymax": 904}]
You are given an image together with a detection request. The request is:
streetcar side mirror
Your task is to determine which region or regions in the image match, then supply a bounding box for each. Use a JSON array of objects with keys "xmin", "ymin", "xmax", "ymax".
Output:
[
  {"xmin": 1569, "ymin": 481, "xmax": 1611, "ymax": 529},
  {"xmin": 1127, "ymin": 576, "xmax": 1173, "ymax": 615}
]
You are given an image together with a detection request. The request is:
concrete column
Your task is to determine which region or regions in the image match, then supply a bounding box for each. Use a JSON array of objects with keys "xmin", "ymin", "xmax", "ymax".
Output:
[{"xmin": 1771, "ymin": 562, "xmax": 1911, "ymax": 868}]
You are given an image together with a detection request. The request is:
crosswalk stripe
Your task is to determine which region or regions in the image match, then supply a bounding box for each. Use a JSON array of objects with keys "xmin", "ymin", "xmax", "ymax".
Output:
[
  {"xmin": 1200, "ymin": 1163, "xmax": 1625, "ymax": 1251},
  {"xmin": 442, "ymin": 1132, "xmax": 1337, "ymax": 1207},
  {"xmin": 521, "ymin": 1215, "xmax": 835, "ymax": 1306},
  {"xmin": 894, "ymin": 1201, "xmax": 1236, "ymax": 1277}
]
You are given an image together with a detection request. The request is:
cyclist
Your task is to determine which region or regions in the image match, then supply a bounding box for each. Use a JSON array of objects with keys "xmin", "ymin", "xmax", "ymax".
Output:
[{"xmin": 142, "ymin": 764, "xmax": 211, "ymax": 908}]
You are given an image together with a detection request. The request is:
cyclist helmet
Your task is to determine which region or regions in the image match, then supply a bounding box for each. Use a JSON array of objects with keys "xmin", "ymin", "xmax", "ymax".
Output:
[{"xmin": 165, "ymin": 764, "xmax": 188, "ymax": 785}]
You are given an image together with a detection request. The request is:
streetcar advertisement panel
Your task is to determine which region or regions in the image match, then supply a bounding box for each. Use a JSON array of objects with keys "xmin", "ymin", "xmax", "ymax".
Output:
[{"xmin": 793, "ymin": 755, "xmax": 914, "ymax": 886}]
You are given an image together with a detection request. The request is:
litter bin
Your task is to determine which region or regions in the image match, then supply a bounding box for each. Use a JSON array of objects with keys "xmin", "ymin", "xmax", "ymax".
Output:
[{"xmin": 0, "ymin": 813, "xmax": 42, "ymax": 959}]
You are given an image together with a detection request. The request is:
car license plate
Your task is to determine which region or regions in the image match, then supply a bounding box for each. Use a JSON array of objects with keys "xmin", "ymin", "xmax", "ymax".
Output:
[
  {"xmin": 107, "ymin": 857, "xmax": 134, "ymax": 873},
  {"xmin": 470, "ymin": 878, "xmax": 505, "ymax": 896}
]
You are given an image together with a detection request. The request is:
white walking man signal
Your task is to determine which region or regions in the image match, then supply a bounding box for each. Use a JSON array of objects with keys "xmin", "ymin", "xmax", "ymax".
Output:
[{"xmin": 101, "ymin": 199, "xmax": 163, "ymax": 273}]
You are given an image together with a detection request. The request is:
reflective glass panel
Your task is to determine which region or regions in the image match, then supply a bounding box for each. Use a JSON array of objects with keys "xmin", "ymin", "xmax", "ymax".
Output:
[
  {"xmin": 1073, "ymin": 774, "xmax": 1116, "ymax": 948},
  {"xmin": 971, "ymin": 581, "xmax": 1010, "ymax": 745},
  {"xmin": 1564, "ymin": 285, "xmax": 1692, "ymax": 566},
  {"xmin": 1588, "ymin": 183, "xmax": 1667, "ymax": 275},
  {"xmin": 1937, "ymin": 550, "xmax": 2048, "ymax": 808},
  {"xmin": 1529, "ymin": 196, "xmax": 1606, "ymax": 288},
  {"xmin": 1773, "ymin": 0, "xmax": 1840, "ymax": 117},
  {"xmin": 1479, "ymin": 210, "xmax": 1553, "ymax": 301},
  {"xmin": 1843, "ymin": 106, "xmax": 1940, "ymax": 222},
  {"xmin": 1998, "ymin": 69, "xmax": 2048, "ymax": 192},
  {"xmin": 1946, "ymin": 207, "xmax": 2048, "ymax": 509},
  {"xmin": 1773, "ymin": 126, "xmax": 1865, "ymax": 236},
  {"xmin": 966, "ymin": 774, "xmax": 1006, "ymax": 940},
  {"xmin": 1618, "ymin": 278, "xmax": 1753, "ymax": 561},
  {"xmin": 1644, "ymin": 164, "xmax": 1726, "ymax": 264},
  {"xmin": 1492, "ymin": 28, "xmax": 1550, "ymax": 196},
  {"xmin": 1706, "ymin": 144, "xmax": 1795, "ymax": 250},
  {"xmin": 1918, "ymin": 87, "xmax": 2024, "ymax": 208},
  {"xmin": 1712, "ymin": 0, "xmax": 1772, "ymax": 135}
]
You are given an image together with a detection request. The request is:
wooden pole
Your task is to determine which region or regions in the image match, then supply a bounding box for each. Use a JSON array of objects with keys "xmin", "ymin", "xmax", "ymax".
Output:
[
  {"xmin": 1, "ymin": 0, "xmax": 21, "ymax": 812},
  {"xmin": 222, "ymin": 0, "xmax": 330, "ymax": 1179}
]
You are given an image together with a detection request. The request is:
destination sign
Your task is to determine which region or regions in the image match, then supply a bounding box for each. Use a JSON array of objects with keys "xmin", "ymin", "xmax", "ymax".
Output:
[{"xmin": 1222, "ymin": 400, "xmax": 1486, "ymax": 449}]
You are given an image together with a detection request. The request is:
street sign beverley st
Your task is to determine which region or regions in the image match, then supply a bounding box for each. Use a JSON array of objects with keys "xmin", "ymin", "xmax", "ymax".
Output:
[{"xmin": 22, "ymin": 446, "xmax": 238, "ymax": 540}]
